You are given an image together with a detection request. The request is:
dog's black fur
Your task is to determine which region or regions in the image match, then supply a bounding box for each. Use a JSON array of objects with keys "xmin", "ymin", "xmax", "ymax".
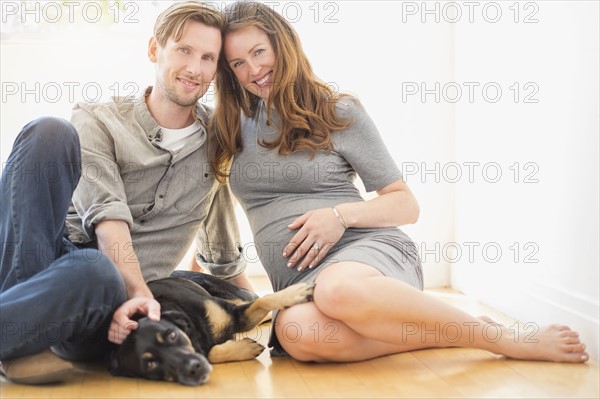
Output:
[{"xmin": 109, "ymin": 271, "xmax": 314, "ymax": 386}]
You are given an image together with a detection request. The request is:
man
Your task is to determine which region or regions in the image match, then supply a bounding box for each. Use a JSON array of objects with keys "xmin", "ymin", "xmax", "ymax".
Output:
[{"xmin": 0, "ymin": 1, "xmax": 251, "ymax": 385}]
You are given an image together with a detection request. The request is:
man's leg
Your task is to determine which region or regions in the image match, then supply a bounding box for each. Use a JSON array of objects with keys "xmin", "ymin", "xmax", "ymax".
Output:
[
  {"xmin": 0, "ymin": 117, "xmax": 126, "ymax": 383},
  {"xmin": 50, "ymin": 241, "xmax": 127, "ymax": 362},
  {"xmin": 1, "ymin": 244, "xmax": 126, "ymax": 359},
  {"xmin": 1, "ymin": 117, "xmax": 81, "ymax": 291},
  {"xmin": 0, "ymin": 247, "xmax": 126, "ymax": 382}
]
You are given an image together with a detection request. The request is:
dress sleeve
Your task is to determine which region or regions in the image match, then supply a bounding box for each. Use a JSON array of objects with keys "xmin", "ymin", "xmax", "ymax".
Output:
[
  {"xmin": 70, "ymin": 104, "xmax": 133, "ymax": 239},
  {"xmin": 333, "ymin": 97, "xmax": 403, "ymax": 192}
]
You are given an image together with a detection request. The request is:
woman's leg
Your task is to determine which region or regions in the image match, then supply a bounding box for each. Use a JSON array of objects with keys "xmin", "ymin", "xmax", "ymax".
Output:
[
  {"xmin": 274, "ymin": 301, "xmax": 429, "ymax": 362},
  {"xmin": 275, "ymin": 262, "xmax": 588, "ymax": 363}
]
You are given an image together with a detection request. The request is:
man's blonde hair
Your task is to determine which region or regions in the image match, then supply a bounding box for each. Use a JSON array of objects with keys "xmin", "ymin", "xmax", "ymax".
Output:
[{"xmin": 153, "ymin": 1, "xmax": 225, "ymax": 47}]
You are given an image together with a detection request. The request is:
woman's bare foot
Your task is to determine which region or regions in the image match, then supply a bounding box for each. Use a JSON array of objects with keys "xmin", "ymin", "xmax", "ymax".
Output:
[
  {"xmin": 478, "ymin": 315, "xmax": 497, "ymax": 325},
  {"xmin": 478, "ymin": 316, "xmax": 589, "ymax": 363}
]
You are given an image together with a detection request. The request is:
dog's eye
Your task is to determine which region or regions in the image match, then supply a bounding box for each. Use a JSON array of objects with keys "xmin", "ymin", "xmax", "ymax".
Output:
[{"xmin": 167, "ymin": 330, "xmax": 177, "ymax": 342}]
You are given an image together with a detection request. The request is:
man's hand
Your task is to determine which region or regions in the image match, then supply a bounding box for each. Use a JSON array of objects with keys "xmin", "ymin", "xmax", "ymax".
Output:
[
  {"xmin": 108, "ymin": 297, "xmax": 161, "ymax": 344},
  {"xmin": 96, "ymin": 220, "xmax": 161, "ymax": 344}
]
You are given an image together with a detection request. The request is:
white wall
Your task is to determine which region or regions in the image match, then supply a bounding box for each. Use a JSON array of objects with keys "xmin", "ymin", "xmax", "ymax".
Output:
[{"xmin": 451, "ymin": 1, "xmax": 600, "ymax": 359}]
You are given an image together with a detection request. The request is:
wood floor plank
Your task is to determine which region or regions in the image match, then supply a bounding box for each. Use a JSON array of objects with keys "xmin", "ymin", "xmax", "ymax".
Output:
[
  {"xmin": 411, "ymin": 347, "xmax": 554, "ymax": 398},
  {"xmin": 345, "ymin": 352, "xmax": 464, "ymax": 398},
  {"xmin": 266, "ymin": 356, "xmax": 313, "ymax": 398},
  {"xmin": 505, "ymin": 359, "xmax": 600, "ymax": 398},
  {"xmin": 204, "ymin": 361, "xmax": 249, "ymax": 397},
  {"xmin": 290, "ymin": 361, "xmax": 369, "ymax": 398}
]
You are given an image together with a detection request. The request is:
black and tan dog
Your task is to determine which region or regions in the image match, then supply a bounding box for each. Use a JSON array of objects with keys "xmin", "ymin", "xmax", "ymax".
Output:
[{"xmin": 109, "ymin": 271, "xmax": 314, "ymax": 386}]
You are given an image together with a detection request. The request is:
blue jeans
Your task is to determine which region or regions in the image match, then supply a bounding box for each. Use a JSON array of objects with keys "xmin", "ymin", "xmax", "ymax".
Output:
[{"xmin": 0, "ymin": 117, "xmax": 127, "ymax": 361}]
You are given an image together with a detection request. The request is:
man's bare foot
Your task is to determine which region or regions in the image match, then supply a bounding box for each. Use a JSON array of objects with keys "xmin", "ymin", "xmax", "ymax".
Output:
[{"xmin": 478, "ymin": 316, "xmax": 589, "ymax": 363}]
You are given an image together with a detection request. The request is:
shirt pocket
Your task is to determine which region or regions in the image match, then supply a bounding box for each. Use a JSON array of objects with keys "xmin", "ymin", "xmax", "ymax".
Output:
[
  {"xmin": 170, "ymin": 163, "xmax": 215, "ymax": 217},
  {"xmin": 120, "ymin": 165, "xmax": 163, "ymax": 231}
]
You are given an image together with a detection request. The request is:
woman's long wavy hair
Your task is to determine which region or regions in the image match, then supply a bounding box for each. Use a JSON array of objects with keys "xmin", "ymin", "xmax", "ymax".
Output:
[{"xmin": 210, "ymin": 1, "xmax": 353, "ymax": 182}]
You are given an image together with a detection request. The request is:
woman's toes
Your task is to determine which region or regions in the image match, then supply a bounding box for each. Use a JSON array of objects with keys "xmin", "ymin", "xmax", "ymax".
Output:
[
  {"xmin": 566, "ymin": 352, "xmax": 589, "ymax": 363},
  {"xmin": 568, "ymin": 343, "xmax": 586, "ymax": 352},
  {"xmin": 562, "ymin": 336, "xmax": 581, "ymax": 345},
  {"xmin": 478, "ymin": 315, "xmax": 498, "ymax": 325},
  {"xmin": 550, "ymin": 324, "xmax": 571, "ymax": 332},
  {"xmin": 559, "ymin": 330, "xmax": 579, "ymax": 338}
]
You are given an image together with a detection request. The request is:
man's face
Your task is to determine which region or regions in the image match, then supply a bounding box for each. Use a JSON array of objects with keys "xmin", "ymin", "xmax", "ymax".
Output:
[{"xmin": 149, "ymin": 20, "xmax": 221, "ymax": 108}]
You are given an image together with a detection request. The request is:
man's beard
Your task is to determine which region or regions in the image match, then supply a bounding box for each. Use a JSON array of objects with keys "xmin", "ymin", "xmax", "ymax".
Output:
[{"xmin": 158, "ymin": 79, "xmax": 203, "ymax": 107}]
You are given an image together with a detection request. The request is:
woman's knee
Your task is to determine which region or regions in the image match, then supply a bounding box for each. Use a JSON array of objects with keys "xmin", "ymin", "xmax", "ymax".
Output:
[
  {"xmin": 313, "ymin": 264, "xmax": 379, "ymax": 319},
  {"xmin": 274, "ymin": 304, "xmax": 343, "ymax": 362}
]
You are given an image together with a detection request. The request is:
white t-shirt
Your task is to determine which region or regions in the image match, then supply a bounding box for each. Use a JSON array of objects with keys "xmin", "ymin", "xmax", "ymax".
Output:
[{"xmin": 158, "ymin": 120, "xmax": 203, "ymax": 154}]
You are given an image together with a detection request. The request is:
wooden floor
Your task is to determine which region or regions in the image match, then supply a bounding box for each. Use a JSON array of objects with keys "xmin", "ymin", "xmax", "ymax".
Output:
[{"xmin": 1, "ymin": 277, "xmax": 598, "ymax": 398}]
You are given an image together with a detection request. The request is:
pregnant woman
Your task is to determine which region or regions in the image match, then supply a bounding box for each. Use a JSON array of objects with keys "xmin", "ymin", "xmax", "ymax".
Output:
[{"xmin": 209, "ymin": 1, "xmax": 588, "ymax": 364}]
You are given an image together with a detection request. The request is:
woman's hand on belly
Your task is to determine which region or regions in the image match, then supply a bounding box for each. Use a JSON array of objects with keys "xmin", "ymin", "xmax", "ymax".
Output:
[{"xmin": 283, "ymin": 207, "xmax": 347, "ymax": 272}]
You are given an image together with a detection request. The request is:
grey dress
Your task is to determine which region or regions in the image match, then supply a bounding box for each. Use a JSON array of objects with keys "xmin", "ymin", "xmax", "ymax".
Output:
[{"xmin": 230, "ymin": 96, "xmax": 423, "ymax": 292}]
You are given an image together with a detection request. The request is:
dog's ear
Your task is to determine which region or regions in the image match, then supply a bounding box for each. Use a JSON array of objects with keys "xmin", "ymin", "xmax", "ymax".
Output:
[{"xmin": 161, "ymin": 310, "xmax": 194, "ymax": 335}]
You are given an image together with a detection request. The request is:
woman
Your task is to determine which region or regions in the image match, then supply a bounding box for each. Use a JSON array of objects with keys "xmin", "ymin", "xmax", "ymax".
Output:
[{"xmin": 210, "ymin": 1, "xmax": 588, "ymax": 363}]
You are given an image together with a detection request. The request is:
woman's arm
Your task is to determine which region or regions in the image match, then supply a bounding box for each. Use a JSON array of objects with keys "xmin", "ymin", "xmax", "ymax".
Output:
[
  {"xmin": 285, "ymin": 178, "xmax": 419, "ymax": 271},
  {"xmin": 337, "ymin": 178, "xmax": 419, "ymax": 228}
]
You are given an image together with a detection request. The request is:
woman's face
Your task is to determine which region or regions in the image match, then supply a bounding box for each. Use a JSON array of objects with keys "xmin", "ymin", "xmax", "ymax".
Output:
[{"xmin": 224, "ymin": 25, "xmax": 276, "ymax": 100}]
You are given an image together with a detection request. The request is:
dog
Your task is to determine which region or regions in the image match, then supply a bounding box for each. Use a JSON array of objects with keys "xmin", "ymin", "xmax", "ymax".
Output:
[{"xmin": 108, "ymin": 271, "xmax": 314, "ymax": 386}]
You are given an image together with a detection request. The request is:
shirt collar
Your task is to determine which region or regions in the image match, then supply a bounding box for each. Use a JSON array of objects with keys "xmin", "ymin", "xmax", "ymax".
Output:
[
  {"xmin": 136, "ymin": 86, "xmax": 161, "ymax": 142},
  {"xmin": 135, "ymin": 86, "xmax": 209, "ymax": 143}
]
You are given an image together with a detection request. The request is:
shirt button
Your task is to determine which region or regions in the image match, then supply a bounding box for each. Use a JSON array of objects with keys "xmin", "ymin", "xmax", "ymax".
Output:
[
  {"xmin": 159, "ymin": 194, "xmax": 164, "ymax": 199},
  {"xmin": 140, "ymin": 219, "xmax": 146, "ymax": 224}
]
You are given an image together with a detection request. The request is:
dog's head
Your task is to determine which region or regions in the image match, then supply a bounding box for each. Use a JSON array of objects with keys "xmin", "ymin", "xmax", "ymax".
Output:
[{"xmin": 109, "ymin": 311, "xmax": 212, "ymax": 386}]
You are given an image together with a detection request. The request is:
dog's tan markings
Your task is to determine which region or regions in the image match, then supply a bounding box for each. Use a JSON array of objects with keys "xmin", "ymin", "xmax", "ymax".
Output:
[
  {"xmin": 204, "ymin": 300, "xmax": 233, "ymax": 341},
  {"xmin": 180, "ymin": 331, "xmax": 194, "ymax": 351},
  {"xmin": 142, "ymin": 352, "xmax": 154, "ymax": 360},
  {"xmin": 223, "ymin": 298, "xmax": 247, "ymax": 306},
  {"xmin": 244, "ymin": 283, "xmax": 315, "ymax": 326},
  {"xmin": 156, "ymin": 333, "xmax": 164, "ymax": 344},
  {"xmin": 208, "ymin": 338, "xmax": 265, "ymax": 363}
]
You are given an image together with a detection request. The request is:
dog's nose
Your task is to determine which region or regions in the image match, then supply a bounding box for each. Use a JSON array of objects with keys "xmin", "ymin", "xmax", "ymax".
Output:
[
  {"xmin": 186, "ymin": 358, "xmax": 212, "ymax": 379},
  {"xmin": 188, "ymin": 359, "xmax": 202, "ymax": 376}
]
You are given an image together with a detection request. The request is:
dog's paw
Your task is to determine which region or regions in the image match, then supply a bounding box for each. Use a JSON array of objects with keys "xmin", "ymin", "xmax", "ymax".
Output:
[
  {"xmin": 279, "ymin": 282, "xmax": 315, "ymax": 308},
  {"xmin": 238, "ymin": 338, "xmax": 265, "ymax": 359},
  {"xmin": 209, "ymin": 338, "xmax": 265, "ymax": 363}
]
